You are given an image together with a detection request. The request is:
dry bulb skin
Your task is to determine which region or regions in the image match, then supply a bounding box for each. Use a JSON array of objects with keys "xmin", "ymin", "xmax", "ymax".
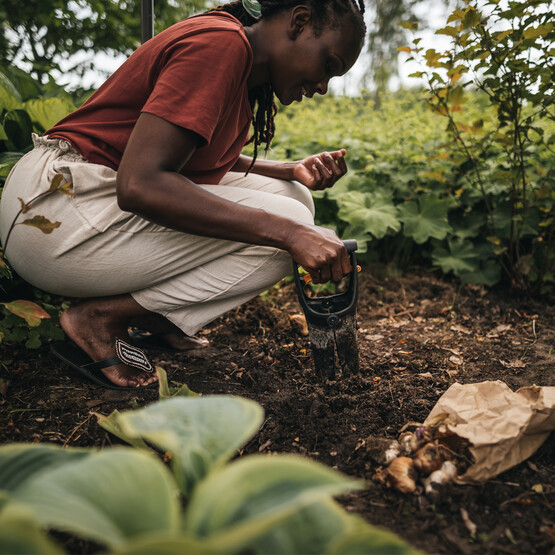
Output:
[
  {"xmin": 364, "ymin": 437, "xmax": 401, "ymax": 466},
  {"xmin": 374, "ymin": 457, "xmax": 417, "ymax": 494},
  {"xmin": 424, "ymin": 461, "xmax": 458, "ymax": 501},
  {"xmin": 413, "ymin": 442, "xmax": 444, "ymax": 475},
  {"xmin": 289, "ymin": 313, "xmax": 309, "ymax": 336},
  {"xmin": 368, "ymin": 414, "xmax": 469, "ymax": 497}
]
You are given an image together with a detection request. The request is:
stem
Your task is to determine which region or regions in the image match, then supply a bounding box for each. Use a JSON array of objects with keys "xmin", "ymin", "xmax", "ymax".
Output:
[{"xmin": 2, "ymin": 189, "xmax": 58, "ymax": 256}]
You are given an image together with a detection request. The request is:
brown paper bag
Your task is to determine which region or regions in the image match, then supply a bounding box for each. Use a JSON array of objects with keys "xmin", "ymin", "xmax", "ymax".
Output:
[{"xmin": 425, "ymin": 381, "xmax": 555, "ymax": 484}]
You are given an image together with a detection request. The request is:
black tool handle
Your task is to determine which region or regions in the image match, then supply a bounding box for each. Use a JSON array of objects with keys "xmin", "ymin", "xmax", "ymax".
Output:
[
  {"xmin": 342, "ymin": 239, "xmax": 358, "ymax": 254},
  {"xmin": 292, "ymin": 239, "xmax": 359, "ymax": 328}
]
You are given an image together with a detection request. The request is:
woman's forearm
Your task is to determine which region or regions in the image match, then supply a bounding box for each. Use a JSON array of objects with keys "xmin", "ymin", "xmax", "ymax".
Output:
[
  {"xmin": 232, "ymin": 154, "xmax": 296, "ymax": 181},
  {"xmin": 118, "ymin": 169, "xmax": 301, "ymax": 251}
]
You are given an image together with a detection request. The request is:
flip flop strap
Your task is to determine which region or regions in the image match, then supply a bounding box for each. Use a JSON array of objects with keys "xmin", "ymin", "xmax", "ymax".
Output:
[{"xmin": 83, "ymin": 339, "xmax": 154, "ymax": 373}]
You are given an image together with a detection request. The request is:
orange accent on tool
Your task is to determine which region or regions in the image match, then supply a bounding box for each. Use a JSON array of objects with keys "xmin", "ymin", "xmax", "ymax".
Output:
[{"xmin": 303, "ymin": 265, "xmax": 361, "ymax": 285}]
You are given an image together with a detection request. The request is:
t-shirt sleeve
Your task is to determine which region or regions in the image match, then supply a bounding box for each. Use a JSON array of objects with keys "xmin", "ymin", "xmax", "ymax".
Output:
[{"xmin": 142, "ymin": 29, "xmax": 250, "ymax": 145}]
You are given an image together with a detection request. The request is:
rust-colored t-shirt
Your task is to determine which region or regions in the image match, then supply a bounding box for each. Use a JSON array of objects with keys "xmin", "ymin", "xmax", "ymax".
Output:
[{"xmin": 46, "ymin": 12, "xmax": 253, "ymax": 184}]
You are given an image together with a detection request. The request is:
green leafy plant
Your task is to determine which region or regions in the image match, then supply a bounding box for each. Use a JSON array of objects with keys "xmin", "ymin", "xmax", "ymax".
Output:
[
  {"xmin": 0, "ymin": 65, "xmax": 75, "ymax": 347},
  {"xmin": 403, "ymin": 0, "xmax": 554, "ymax": 291},
  {"xmin": 0, "ymin": 382, "xmax": 418, "ymax": 554}
]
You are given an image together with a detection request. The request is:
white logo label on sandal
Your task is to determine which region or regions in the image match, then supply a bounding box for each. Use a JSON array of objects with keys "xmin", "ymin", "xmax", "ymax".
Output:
[{"xmin": 115, "ymin": 339, "xmax": 154, "ymax": 373}]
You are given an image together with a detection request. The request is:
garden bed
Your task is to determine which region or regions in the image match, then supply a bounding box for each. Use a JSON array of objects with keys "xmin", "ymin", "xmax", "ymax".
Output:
[{"xmin": 1, "ymin": 270, "xmax": 553, "ymax": 554}]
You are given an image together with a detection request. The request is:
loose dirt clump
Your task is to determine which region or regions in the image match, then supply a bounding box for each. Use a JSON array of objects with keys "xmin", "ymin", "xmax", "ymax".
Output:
[{"xmin": 1, "ymin": 270, "xmax": 554, "ymax": 554}]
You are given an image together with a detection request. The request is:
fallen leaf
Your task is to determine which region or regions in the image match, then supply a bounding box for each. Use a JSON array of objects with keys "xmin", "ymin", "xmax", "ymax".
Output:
[
  {"xmin": 451, "ymin": 324, "xmax": 471, "ymax": 334},
  {"xmin": 499, "ymin": 359, "xmax": 526, "ymax": 368},
  {"xmin": 365, "ymin": 334, "xmax": 384, "ymax": 341},
  {"xmin": 1, "ymin": 300, "xmax": 51, "ymax": 327},
  {"xmin": 449, "ymin": 355, "xmax": 463, "ymax": 366}
]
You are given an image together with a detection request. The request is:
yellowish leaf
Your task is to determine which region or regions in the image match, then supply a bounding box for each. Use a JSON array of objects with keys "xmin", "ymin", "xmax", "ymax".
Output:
[
  {"xmin": 49, "ymin": 173, "xmax": 64, "ymax": 192},
  {"xmin": 19, "ymin": 215, "xmax": 62, "ymax": 234},
  {"xmin": 1, "ymin": 300, "xmax": 50, "ymax": 327},
  {"xmin": 397, "ymin": 46, "xmax": 412, "ymax": 53},
  {"xmin": 18, "ymin": 197, "xmax": 31, "ymax": 214}
]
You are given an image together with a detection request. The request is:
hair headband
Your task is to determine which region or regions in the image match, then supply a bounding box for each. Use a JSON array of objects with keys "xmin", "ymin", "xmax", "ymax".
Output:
[{"xmin": 242, "ymin": 0, "xmax": 262, "ymax": 19}]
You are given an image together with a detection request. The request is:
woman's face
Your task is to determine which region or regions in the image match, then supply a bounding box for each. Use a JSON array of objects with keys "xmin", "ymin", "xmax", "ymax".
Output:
[{"xmin": 269, "ymin": 21, "xmax": 363, "ymax": 106}]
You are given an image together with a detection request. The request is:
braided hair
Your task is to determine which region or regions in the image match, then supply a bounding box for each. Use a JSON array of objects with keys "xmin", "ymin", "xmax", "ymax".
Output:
[{"xmin": 211, "ymin": 1, "xmax": 366, "ymax": 172}]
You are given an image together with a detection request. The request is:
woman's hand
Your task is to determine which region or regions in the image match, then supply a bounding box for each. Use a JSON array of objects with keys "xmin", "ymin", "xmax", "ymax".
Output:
[
  {"xmin": 292, "ymin": 149, "xmax": 348, "ymax": 191},
  {"xmin": 286, "ymin": 224, "xmax": 352, "ymax": 284}
]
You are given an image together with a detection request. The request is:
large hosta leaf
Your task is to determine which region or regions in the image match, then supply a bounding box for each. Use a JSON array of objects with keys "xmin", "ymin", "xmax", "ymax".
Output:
[
  {"xmin": 249, "ymin": 498, "xmax": 356, "ymax": 555},
  {"xmin": 337, "ymin": 191, "xmax": 400, "ymax": 239},
  {"xmin": 0, "ymin": 444, "xmax": 89, "ymax": 493},
  {"xmin": 0, "ymin": 504, "xmax": 63, "ymax": 555},
  {"xmin": 113, "ymin": 533, "xmax": 210, "ymax": 554},
  {"xmin": 4, "ymin": 446, "xmax": 179, "ymax": 548},
  {"xmin": 399, "ymin": 197, "xmax": 452, "ymax": 244},
  {"xmin": 328, "ymin": 519, "xmax": 422, "ymax": 555},
  {"xmin": 97, "ymin": 396, "xmax": 263, "ymax": 495},
  {"xmin": 183, "ymin": 454, "xmax": 364, "ymax": 552}
]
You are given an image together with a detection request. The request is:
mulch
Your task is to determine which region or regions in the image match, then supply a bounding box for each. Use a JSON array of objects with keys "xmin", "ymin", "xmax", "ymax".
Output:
[{"xmin": 1, "ymin": 269, "xmax": 554, "ymax": 554}]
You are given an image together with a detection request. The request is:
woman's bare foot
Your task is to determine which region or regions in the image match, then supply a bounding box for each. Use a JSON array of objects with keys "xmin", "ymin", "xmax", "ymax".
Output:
[
  {"xmin": 129, "ymin": 314, "xmax": 209, "ymax": 351},
  {"xmin": 60, "ymin": 296, "xmax": 159, "ymax": 388}
]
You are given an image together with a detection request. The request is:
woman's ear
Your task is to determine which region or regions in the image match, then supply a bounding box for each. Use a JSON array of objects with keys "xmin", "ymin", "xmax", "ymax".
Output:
[{"xmin": 288, "ymin": 5, "xmax": 312, "ymax": 39}]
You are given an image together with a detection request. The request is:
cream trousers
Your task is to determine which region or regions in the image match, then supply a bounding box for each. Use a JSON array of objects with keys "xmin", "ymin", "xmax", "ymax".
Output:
[{"xmin": 0, "ymin": 135, "xmax": 315, "ymax": 335}]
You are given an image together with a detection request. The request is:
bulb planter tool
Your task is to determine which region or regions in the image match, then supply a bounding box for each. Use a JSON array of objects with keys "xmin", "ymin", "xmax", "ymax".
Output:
[{"xmin": 293, "ymin": 239, "xmax": 360, "ymax": 380}]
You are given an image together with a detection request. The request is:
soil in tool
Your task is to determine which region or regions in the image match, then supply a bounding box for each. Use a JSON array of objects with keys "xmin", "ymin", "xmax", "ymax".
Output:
[{"xmin": 293, "ymin": 240, "xmax": 360, "ymax": 380}]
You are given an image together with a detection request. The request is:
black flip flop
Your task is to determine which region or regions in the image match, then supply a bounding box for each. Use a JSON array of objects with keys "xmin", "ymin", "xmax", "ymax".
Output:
[
  {"xmin": 50, "ymin": 340, "xmax": 158, "ymax": 391},
  {"xmin": 129, "ymin": 329, "xmax": 209, "ymax": 353}
]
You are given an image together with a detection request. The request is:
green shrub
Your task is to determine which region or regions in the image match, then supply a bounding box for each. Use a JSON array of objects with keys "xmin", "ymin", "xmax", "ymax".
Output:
[{"xmin": 403, "ymin": 0, "xmax": 554, "ymax": 292}]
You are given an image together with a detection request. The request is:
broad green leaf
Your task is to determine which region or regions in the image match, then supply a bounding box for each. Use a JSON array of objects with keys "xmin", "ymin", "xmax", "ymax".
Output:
[
  {"xmin": 94, "ymin": 410, "xmax": 150, "ymax": 450},
  {"xmin": 328, "ymin": 518, "xmax": 421, "ymax": 555},
  {"xmin": 337, "ymin": 191, "xmax": 400, "ymax": 240},
  {"xmin": 0, "ymin": 152, "xmax": 23, "ymax": 178},
  {"xmin": 3, "ymin": 110, "xmax": 33, "ymax": 151},
  {"xmin": 457, "ymin": 243, "xmax": 502, "ymax": 286},
  {"xmin": 23, "ymin": 98, "xmax": 75, "ymax": 132},
  {"xmin": 98, "ymin": 396, "xmax": 263, "ymax": 495},
  {"xmin": 19, "ymin": 216, "xmax": 62, "ymax": 234},
  {"xmin": 399, "ymin": 197, "xmax": 452, "ymax": 244},
  {"xmin": 11, "ymin": 448, "xmax": 180, "ymax": 548},
  {"xmin": 183, "ymin": 455, "xmax": 365, "ymax": 550},
  {"xmin": 450, "ymin": 210, "xmax": 486, "ymax": 239},
  {"xmin": 0, "ymin": 123, "xmax": 7, "ymax": 142},
  {"xmin": 0, "ymin": 504, "xmax": 63, "ymax": 555},
  {"xmin": 458, "ymin": 262, "xmax": 501, "ymax": 287},
  {"xmin": 432, "ymin": 238, "xmax": 478, "ymax": 274},
  {"xmin": 250, "ymin": 499, "xmax": 357, "ymax": 555},
  {"xmin": 0, "ymin": 72, "xmax": 22, "ymax": 111},
  {"xmin": 0, "ymin": 444, "xmax": 90, "ymax": 493},
  {"xmin": 1, "ymin": 300, "xmax": 51, "ymax": 327},
  {"xmin": 113, "ymin": 534, "xmax": 210, "ymax": 555}
]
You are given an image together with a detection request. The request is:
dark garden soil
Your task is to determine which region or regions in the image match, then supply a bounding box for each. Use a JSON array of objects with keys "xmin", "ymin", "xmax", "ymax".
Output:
[{"xmin": 1, "ymin": 269, "xmax": 554, "ymax": 554}]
